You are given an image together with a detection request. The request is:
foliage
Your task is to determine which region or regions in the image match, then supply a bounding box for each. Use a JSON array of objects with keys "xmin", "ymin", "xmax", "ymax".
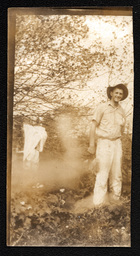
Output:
[
  {"xmin": 122, "ymin": 134, "xmax": 132, "ymax": 193},
  {"xmin": 13, "ymin": 14, "xmax": 133, "ymax": 120},
  {"xmin": 10, "ymin": 179, "xmax": 131, "ymax": 246}
]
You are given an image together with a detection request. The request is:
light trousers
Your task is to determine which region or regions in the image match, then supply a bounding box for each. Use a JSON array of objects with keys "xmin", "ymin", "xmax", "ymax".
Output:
[{"xmin": 93, "ymin": 138, "xmax": 122, "ymax": 206}]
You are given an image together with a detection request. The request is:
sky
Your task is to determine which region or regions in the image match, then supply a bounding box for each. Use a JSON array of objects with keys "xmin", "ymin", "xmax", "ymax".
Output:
[{"xmin": 83, "ymin": 15, "xmax": 133, "ymax": 47}]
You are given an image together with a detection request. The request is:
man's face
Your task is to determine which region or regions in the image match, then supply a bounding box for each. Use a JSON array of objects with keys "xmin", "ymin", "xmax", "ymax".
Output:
[{"xmin": 110, "ymin": 88, "xmax": 123, "ymax": 103}]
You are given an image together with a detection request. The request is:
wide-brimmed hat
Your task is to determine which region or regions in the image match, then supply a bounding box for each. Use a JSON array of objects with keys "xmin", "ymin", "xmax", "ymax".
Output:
[{"xmin": 107, "ymin": 84, "xmax": 128, "ymax": 101}]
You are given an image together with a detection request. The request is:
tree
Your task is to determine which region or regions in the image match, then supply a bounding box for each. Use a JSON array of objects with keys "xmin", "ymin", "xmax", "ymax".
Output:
[
  {"xmin": 13, "ymin": 14, "xmax": 133, "ymax": 135},
  {"xmin": 14, "ymin": 15, "xmax": 107, "ymax": 117}
]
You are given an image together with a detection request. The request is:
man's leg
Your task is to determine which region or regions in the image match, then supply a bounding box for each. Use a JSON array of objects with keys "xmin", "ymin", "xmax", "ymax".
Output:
[
  {"xmin": 109, "ymin": 139, "xmax": 122, "ymax": 201},
  {"xmin": 93, "ymin": 139, "xmax": 113, "ymax": 206}
]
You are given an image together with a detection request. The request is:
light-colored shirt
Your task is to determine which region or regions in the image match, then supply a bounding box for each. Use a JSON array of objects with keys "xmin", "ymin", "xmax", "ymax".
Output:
[
  {"xmin": 92, "ymin": 101, "xmax": 126, "ymax": 140},
  {"xmin": 23, "ymin": 124, "xmax": 47, "ymax": 161}
]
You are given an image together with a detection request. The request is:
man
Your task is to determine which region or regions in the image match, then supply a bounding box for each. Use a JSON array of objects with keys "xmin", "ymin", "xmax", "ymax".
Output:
[{"xmin": 88, "ymin": 84, "xmax": 128, "ymax": 206}]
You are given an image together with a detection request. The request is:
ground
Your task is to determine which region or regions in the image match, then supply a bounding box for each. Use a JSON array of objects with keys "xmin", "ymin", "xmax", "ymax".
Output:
[{"xmin": 10, "ymin": 159, "xmax": 131, "ymax": 247}]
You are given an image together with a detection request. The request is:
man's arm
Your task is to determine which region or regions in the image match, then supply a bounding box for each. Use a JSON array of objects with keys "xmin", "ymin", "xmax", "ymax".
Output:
[
  {"xmin": 121, "ymin": 108, "xmax": 126, "ymax": 135},
  {"xmin": 88, "ymin": 120, "xmax": 97, "ymax": 155},
  {"xmin": 121, "ymin": 125, "xmax": 125, "ymax": 135}
]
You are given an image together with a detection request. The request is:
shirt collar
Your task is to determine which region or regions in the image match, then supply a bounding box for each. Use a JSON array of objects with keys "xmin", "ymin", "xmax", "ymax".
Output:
[{"xmin": 108, "ymin": 100, "xmax": 120, "ymax": 109}]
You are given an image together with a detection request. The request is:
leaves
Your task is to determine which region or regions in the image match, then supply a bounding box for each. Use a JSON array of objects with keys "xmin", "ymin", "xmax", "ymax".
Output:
[
  {"xmin": 10, "ymin": 175, "xmax": 131, "ymax": 246},
  {"xmin": 13, "ymin": 14, "xmax": 133, "ymax": 123},
  {"xmin": 24, "ymin": 217, "xmax": 31, "ymax": 228}
]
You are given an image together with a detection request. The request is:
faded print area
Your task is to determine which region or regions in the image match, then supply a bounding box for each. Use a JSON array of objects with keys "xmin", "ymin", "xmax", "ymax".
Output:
[{"xmin": 9, "ymin": 11, "xmax": 133, "ymax": 246}]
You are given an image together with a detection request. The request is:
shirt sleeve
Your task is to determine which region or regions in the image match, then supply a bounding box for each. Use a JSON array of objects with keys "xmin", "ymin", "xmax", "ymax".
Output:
[{"xmin": 92, "ymin": 103, "xmax": 105, "ymax": 125}]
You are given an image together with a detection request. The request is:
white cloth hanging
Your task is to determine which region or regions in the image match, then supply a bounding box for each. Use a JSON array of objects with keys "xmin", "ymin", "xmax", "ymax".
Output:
[{"xmin": 23, "ymin": 124, "xmax": 47, "ymax": 163}]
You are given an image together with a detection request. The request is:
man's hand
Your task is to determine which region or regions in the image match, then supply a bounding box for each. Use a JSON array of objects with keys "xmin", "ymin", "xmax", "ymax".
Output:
[{"xmin": 87, "ymin": 145, "xmax": 96, "ymax": 155}]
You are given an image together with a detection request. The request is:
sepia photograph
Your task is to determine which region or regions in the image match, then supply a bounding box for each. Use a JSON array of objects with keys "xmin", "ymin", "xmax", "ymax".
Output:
[{"xmin": 7, "ymin": 7, "xmax": 133, "ymax": 247}]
